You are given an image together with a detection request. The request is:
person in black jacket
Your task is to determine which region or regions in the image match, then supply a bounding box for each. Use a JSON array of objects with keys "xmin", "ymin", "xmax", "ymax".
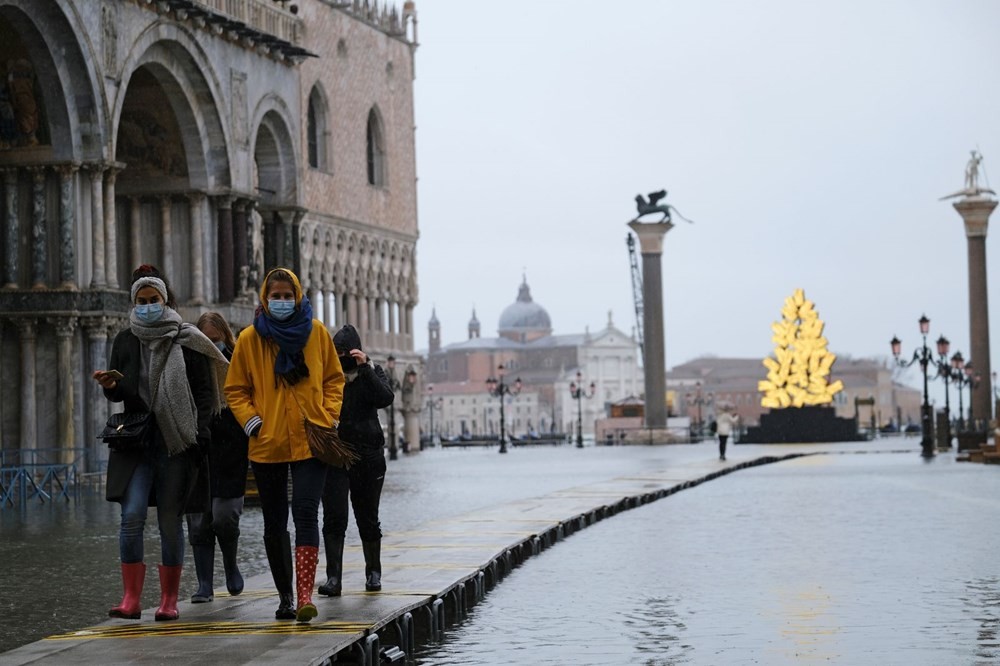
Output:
[
  {"xmin": 319, "ymin": 324, "xmax": 394, "ymax": 595},
  {"xmin": 93, "ymin": 265, "xmax": 228, "ymax": 622},
  {"xmin": 185, "ymin": 312, "xmax": 250, "ymax": 603}
]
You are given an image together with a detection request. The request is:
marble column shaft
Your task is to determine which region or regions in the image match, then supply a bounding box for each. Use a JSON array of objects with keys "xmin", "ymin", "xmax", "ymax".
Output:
[
  {"xmin": 57, "ymin": 165, "xmax": 77, "ymax": 288},
  {"xmin": 129, "ymin": 197, "xmax": 141, "ymax": 269},
  {"xmin": 3, "ymin": 168, "xmax": 18, "ymax": 287},
  {"xmin": 159, "ymin": 196, "xmax": 173, "ymax": 279},
  {"xmin": 88, "ymin": 165, "xmax": 106, "ymax": 288},
  {"xmin": 189, "ymin": 193, "xmax": 206, "ymax": 304},
  {"xmin": 53, "ymin": 318, "xmax": 76, "ymax": 463},
  {"xmin": 18, "ymin": 320, "xmax": 37, "ymax": 455},
  {"xmin": 233, "ymin": 200, "xmax": 248, "ymax": 280},
  {"xmin": 84, "ymin": 318, "xmax": 111, "ymax": 472},
  {"xmin": 217, "ymin": 197, "xmax": 234, "ymax": 302},
  {"xmin": 28, "ymin": 167, "xmax": 46, "ymax": 288},
  {"xmin": 103, "ymin": 168, "xmax": 119, "ymax": 288}
]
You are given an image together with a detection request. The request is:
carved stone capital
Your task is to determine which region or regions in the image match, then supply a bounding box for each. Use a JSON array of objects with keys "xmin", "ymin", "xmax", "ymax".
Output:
[{"xmin": 48, "ymin": 317, "xmax": 78, "ymax": 337}]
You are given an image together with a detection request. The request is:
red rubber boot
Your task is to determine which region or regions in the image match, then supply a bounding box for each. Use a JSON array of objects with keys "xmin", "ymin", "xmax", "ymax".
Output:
[
  {"xmin": 109, "ymin": 562, "xmax": 146, "ymax": 619},
  {"xmin": 154, "ymin": 564, "xmax": 183, "ymax": 621},
  {"xmin": 295, "ymin": 545, "xmax": 319, "ymax": 623}
]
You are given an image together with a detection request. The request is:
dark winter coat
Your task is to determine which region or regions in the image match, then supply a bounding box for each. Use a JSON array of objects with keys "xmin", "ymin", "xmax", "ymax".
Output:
[
  {"xmin": 103, "ymin": 328, "xmax": 214, "ymax": 512},
  {"xmin": 209, "ymin": 347, "xmax": 249, "ymax": 498},
  {"xmin": 338, "ymin": 363, "xmax": 395, "ymax": 464}
]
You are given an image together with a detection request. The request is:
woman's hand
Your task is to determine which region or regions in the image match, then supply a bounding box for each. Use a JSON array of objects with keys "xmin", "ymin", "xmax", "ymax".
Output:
[
  {"xmin": 348, "ymin": 349, "xmax": 367, "ymax": 364},
  {"xmin": 92, "ymin": 370, "xmax": 118, "ymax": 390}
]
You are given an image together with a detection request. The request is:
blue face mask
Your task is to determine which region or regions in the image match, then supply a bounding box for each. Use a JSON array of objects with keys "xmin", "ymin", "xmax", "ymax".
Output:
[
  {"xmin": 213, "ymin": 341, "xmax": 227, "ymax": 353},
  {"xmin": 134, "ymin": 302, "xmax": 164, "ymax": 324},
  {"xmin": 268, "ymin": 299, "xmax": 296, "ymax": 322}
]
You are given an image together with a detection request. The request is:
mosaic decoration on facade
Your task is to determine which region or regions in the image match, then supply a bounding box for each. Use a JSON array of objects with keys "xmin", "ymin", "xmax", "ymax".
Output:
[{"xmin": 758, "ymin": 288, "xmax": 844, "ymax": 408}]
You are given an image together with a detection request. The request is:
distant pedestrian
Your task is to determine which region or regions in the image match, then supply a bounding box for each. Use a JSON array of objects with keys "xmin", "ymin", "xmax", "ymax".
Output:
[
  {"xmin": 319, "ymin": 324, "xmax": 394, "ymax": 597},
  {"xmin": 716, "ymin": 406, "xmax": 739, "ymax": 461},
  {"xmin": 94, "ymin": 265, "xmax": 228, "ymax": 622},
  {"xmin": 224, "ymin": 267, "xmax": 345, "ymax": 623},
  {"xmin": 186, "ymin": 312, "xmax": 250, "ymax": 603}
]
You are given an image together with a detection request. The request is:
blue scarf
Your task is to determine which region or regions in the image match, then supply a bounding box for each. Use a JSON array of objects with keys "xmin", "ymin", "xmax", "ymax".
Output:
[{"xmin": 253, "ymin": 295, "xmax": 314, "ymax": 386}]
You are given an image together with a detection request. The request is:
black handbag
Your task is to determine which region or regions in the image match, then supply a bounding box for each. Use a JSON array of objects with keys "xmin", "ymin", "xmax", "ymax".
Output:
[{"xmin": 99, "ymin": 412, "xmax": 154, "ymax": 451}]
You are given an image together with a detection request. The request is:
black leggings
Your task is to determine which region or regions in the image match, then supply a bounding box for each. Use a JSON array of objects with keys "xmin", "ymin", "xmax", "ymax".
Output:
[
  {"xmin": 719, "ymin": 435, "xmax": 729, "ymax": 458},
  {"xmin": 251, "ymin": 457, "xmax": 326, "ymax": 547},
  {"xmin": 321, "ymin": 457, "xmax": 386, "ymax": 542}
]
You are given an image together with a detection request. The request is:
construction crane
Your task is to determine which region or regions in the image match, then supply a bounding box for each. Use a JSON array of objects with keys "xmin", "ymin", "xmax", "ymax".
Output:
[{"xmin": 626, "ymin": 233, "xmax": 644, "ymax": 363}]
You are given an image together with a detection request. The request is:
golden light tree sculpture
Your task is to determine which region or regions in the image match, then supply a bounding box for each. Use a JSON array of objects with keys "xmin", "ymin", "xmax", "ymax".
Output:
[{"xmin": 758, "ymin": 288, "xmax": 844, "ymax": 408}]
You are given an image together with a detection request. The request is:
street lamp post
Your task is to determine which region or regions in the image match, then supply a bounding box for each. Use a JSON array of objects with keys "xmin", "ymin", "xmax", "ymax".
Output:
[
  {"xmin": 890, "ymin": 314, "xmax": 937, "ymax": 458},
  {"xmin": 934, "ymin": 335, "xmax": 953, "ymax": 451},
  {"xmin": 486, "ymin": 364, "xmax": 522, "ymax": 454},
  {"xmin": 959, "ymin": 361, "xmax": 982, "ymax": 428},
  {"xmin": 569, "ymin": 371, "xmax": 596, "ymax": 449},
  {"xmin": 684, "ymin": 381, "xmax": 713, "ymax": 440},
  {"xmin": 385, "ymin": 356, "xmax": 401, "ymax": 461},
  {"xmin": 402, "ymin": 365, "xmax": 418, "ymax": 453},
  {"xmin": 951, "ymin": 351, "xmax": 967, "ymax": 432},
  {"xmin": 423, "ymin": 384, "xmax": 442, "ymax": 450}
]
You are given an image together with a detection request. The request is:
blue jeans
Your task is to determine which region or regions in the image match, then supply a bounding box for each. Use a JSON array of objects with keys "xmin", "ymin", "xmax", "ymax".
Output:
[
  {"xmin": 119, "ymin": 444, "xmax": 191, "ymax": 566},
  {"xmin": 252, "ymin": 457, "xmax": 326, "ymax": 547}
]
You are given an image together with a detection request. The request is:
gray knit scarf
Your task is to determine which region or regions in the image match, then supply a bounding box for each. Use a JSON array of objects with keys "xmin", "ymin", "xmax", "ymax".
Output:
[{"xmin": 129, "ymin": 303, "xmax": 229, "ymax": 456}]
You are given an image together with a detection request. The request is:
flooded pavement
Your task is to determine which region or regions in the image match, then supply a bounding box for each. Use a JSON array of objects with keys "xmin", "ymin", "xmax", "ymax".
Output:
[
  {"xmin": 416, "ymin": 450, "xmax": 1000, "ymax": 665},
  {"xmin": 2, "ymin": 438, "xmax": 994, "ymax": 664}
]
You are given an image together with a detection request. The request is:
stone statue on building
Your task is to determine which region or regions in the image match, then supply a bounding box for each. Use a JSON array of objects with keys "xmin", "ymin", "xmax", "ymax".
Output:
[{"xmin": 632, "ymin": 189, "xmax": 694, "ymax": 223}]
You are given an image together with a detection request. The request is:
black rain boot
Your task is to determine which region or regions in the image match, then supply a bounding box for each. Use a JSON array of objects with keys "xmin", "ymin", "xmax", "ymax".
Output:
[
  {"xmin": 218, "ymin": 537, "xmax": 244, "ymax": 596},
  {"xmin": 263, "ymin": 532, "xmax": 296, "ymax": 620},
  {"xmin": 190, "ymin": 544, "xmax": 215, "ymax": 603},
  {"xmin": 362, "ymin": 540, "xmax": 382, "ymax": 592},
  {"xmin": 317, "ymin": 534, "xmax": 345, "ymax": 597}
]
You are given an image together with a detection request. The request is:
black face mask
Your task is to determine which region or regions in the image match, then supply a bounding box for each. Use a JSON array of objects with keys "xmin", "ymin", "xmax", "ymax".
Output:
[{"xmin": 339, "ymin": 355, "xmax": 358, "ymax": 372}]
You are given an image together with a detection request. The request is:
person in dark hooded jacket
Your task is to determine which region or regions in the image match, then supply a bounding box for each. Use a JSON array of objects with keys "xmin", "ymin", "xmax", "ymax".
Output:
[{"xmin": 319, "ymin": 324, "xmax": 395, "ymax": 595}]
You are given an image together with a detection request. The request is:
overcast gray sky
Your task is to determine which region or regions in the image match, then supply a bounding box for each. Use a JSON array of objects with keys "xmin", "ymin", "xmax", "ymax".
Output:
[{"xmin": 409, "ymin": 0, "xmax": 999, "ymax": 405}]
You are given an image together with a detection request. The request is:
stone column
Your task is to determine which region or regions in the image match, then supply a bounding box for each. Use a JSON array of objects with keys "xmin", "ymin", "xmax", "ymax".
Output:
[
  {"xmin": 188, "ymin": 193, "xmax": 206, "ymax": 304},
  {"xmin": 88, "ymin": 165, "xmax": 106, "ymax": 288},
  {"xmin": 388, "ymin": 296, "xmax": 397, "ymax": 349},
  {"xmin": 217, "ymin": 196, "xmax": 234, "ymax": 302},
  {"xmin": 159, "ymin": 196, "xmax": 173, "ymax": 279},
  {"xmin": 103, "ymin": 165, "xmax": 121, "ymax": 288},
  {"xmin": 2, "ymin": 168, "xmax": 18, "ymax": 287},
  {"xmin": 129, "ymin": 197, "xmax": 142, "ymax": 269},
  {"xmin": 17, "ymin": 320, "xmax": 37, "ymax": 458},
  {"xmin": 83, "ymin": 317, "xmax": 111, "ymax": 473},
  {"xmin": 51, "ymin": 317, "xmax": 77, "ymax": 464},
  {"xmin": 952, "ymin": 195, "xmax": 996, "ymax": 425},
  {"xmin": 263, "ymin": 210, "xmax": 278, "ymax": 273},
  {"xmin": 627, "ymin": 220, "xmax": 674, "ymax": 429},
  {"xmin": 233, "ymin": 199, "xmax": 248, "ymax": 282},
  {"xmin": 405, "ymin": 303, "xmax": 414, "ymax": 351},
  {"xmin": 56, "ymin": 164, "xmax": 78, "ymax": 289},
  {"xmin": 347, "ymin": 286, "xmax": 358, "ymax": 326},
  {"xmin": 28, "ymin": 167, "xmax": 47, "ymax": 288}
]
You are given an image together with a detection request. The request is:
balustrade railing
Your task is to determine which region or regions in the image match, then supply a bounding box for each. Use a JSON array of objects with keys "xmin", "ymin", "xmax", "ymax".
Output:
[{"xmin": 194, "ymin": 0, "xmax": 303, "ymax": 43}]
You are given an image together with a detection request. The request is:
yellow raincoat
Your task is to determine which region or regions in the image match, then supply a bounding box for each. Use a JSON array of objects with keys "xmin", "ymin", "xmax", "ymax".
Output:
[{"xmin": 224, "ymin": 269, "xmax": 344, "ymax": 464}]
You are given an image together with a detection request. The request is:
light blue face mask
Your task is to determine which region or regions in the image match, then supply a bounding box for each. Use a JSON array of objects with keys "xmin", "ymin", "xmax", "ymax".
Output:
[
  {"xmin": 268, "ymin": 299, "xmax": 296, "ymax": 322},
  {"xmin": 213, "ymin": 340, "xmax": 227, "ymax": 353},
  {"xmin": 134, "ymin": 302, "xmax": 164, "ymax": 324}
]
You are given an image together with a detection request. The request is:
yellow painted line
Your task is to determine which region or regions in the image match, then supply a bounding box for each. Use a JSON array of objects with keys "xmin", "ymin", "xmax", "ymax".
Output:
[
  {"xmin": 46, "ymin": 620, "xmax": 369, "ymax": 641},
  {"xmin": 389, "ymin": 530, "xmax": 538, "ymax": 538}
]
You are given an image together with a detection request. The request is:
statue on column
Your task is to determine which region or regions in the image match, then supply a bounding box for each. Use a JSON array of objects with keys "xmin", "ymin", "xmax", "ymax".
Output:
[
  {"xmin": 632, "ymin": 189, "xmax": 694, "ymax": 223},
  {"xmin": 941, "ymin": 150, "xmax": 996, "ymax": 199}
]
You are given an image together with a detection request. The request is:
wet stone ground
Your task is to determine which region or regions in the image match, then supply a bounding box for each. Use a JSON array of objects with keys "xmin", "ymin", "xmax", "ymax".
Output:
[{"xmin": 2, "ymin": 440, "xmax": 998, "ymax": 664}]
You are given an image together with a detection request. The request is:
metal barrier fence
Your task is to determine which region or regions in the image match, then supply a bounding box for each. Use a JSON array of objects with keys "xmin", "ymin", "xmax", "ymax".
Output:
[{"xmin": 0, "ymin": 448, "xmax": 106, "ymax": 509}]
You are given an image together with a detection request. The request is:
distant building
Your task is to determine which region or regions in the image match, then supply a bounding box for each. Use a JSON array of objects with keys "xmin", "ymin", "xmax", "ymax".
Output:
[
  {"xmin": 423, "ymin": 277, "xmax": 643, "ymax": 439},
  {"xmin": 668, "ymin": 356, "xmax": 923, "ymax": 429}
]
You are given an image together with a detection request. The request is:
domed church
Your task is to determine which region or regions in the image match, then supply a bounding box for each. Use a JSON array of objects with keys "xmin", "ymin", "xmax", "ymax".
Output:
[{"xmin": 423, "ymin": 277, "xmax": 642, "ymax": 441}]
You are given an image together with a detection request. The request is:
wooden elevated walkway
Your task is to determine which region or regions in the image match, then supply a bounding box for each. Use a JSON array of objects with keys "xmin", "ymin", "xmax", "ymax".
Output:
[{"xmin": 1, "ymin": 453, "xmax": 806, "ymax": 665}]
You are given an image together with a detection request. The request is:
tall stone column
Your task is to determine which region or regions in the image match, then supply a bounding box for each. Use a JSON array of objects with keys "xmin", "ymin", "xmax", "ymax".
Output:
[
  {"xmin": 17, "ymin": 320, "xmax": 37, "ymax": 458},
  {"xmin": 952, "ymin": 195, "xmax": 995, "ymax": 425},
  {"xmin": 88, "ymin": 164, "xmax": 106, "ymax": 288},
  {"xmin": 233, "ymin": 199, "xmax": 248, "ymax": 283},
  {"xmin": 103, "ymin": 165, "xmax": 121, "ymax": 288},
  {"xmin": 28, "ymin": 167, "xmax": 47, "ymax": 288},
  {"xmin": 56, "ymin": 164, "xmax": 78, "ymax": 289},
  {"xmin": 159, "ymin": 196, "xmax": 173, "ymax": 279},
  {"xmin": 83, "ymin": 317, "xmax": 111, "ymax": 472},
  {"xmin": 2, "ymin": 168, "xmax": 18, "ymax": 287},
  {"xmin": 51, "ymin": 317, "xmax": 77, "ymax": 464},
  {"xmin": 263, "ymin": 210, "xmax": 278, "ymax": 272},
  {"xmin": 189, "ymin": 193, "xmax": 206, "ymax": 304},
  {"xmin": 627, "ymin": 220, "xmax": 674, "ymax": 429},
  {"xmin": 217, "ymin": 196, "xmax": 234, "ymax": 302},
  {"xmin": 388, "ymin": 295, "xmax": 398, "ymax": 349},
  {"xmin": 129, "ymin": 197, "xmax": 142, "ymax": 269}
]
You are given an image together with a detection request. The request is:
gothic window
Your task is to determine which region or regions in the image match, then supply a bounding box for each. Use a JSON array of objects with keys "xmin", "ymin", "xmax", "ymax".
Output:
[
  {"xmin": 366, "ymin": 108, "xmax": 385, "ymax": 186},
  {"xmin": 307, "ymin": 86, "xmax": 328, "ymax": 170}
]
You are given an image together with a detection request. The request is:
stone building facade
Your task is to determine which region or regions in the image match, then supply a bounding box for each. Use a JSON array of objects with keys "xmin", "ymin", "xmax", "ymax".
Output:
[
  {"xmin": 0, "ymin": 0, "xmax": 420, "ymax": 470},
  {"xmin": 424, "ymin": 278, "xmax": 644, "ymax": 440}
]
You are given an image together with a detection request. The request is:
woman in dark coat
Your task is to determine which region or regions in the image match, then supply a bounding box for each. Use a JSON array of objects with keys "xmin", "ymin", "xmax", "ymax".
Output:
[
  {"xmin": 94, "ymin": 265, "xmax": 227, "ymax": 622},
  {"xmin": 319, "ymin": 324, "xmax": 395, "ymax": 595},
  {"xmin": 186, "ymin": 312, "xmax": 250, "ymax": 603}
]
